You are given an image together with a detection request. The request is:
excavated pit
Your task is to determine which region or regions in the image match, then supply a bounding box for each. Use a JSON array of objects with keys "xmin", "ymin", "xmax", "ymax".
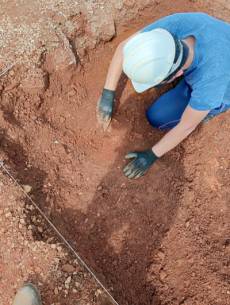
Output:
[{"xmin": 0, "ymin": 1, "xmax": 230, "ymax": 305}]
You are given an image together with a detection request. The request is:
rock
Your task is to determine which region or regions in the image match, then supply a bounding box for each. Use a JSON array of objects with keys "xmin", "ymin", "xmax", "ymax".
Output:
[
  {"xmin": 62, "ymin": 263, "xmax": 75, "ymax": 273},
  {"xmin": 68, "ymin": 89, "xmax": 76, "ymax": 97},
  {"xmin": 65, "ymin": 276, "xmax": 72, "ymax": 284},
  {"xmin": 75, "ymin": 281, "xmax": 81, "ymax": 288},
  {"xmin": 57, "ymin": 246, "xmax": 62, "ymax": 252},
  {"xmin": 31, "ymin": 216, "xmax": 36, "ymax": 223},
  {"xmin": 37, "ymin": 226, "xmax": 43, "ymax": 233},
  {"xmin": 9, "ymin": 70, "xmax": 15, "ymax": 76},
  {"xmin": 45, "ymin": 30, "xmax": 76, "ymax": 73},
  {"xmin": 21, "ymin": 69, "xmax": 48, "ymax": 94},
  {"xmin": 157, "ymin": 250, "xmax": 165, "ymax": 260},
  {"xmin": 90, "ymin": 14, "xmax": 115, "ymax": 43},
  {"xmin": 19, "ymin": 218, "xmax": 26, "ymax": 225},
  {"xmin": 95, "ymin": 291, "xmax": 112, "ymax": 305},
  {"xmin": 5, "ymin": 212, "xmax": 12, "ymax": 218},
  {"xmin": 72, "ymin": 2, "xmax": 116, "ymax": 56},
  {"xmin": 32, "ymin": 245, "xmax": 37, "ymax": 252},
  {"xmin": 95, "ymin": 289, "xmax": 102, "ymax": 297},
  {"xmin": 45, "ymin": 47, "xmax": 76, "ymax": 73},
  {"xmin": 159, "ymin": 270, "xmax": 167, "ymax": 281},
  {"xmin": 65, "ymin": 276, "xmax": 72, "ymax": 288},
  {"xmin": 22, "ymin": 185, "xmax": 32, "ymax": 194},
  {"xmin": 27, "ymin": 205, "xmax": 34, "ymax": 211},
  {"xmin": 54, "ymin": 287, "xmax": 59, "ymax": 295}
]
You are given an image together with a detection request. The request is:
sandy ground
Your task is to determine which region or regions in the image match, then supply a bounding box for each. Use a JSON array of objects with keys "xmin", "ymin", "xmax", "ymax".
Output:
[{"xmin": 0, "ymin": 1, "xmax": 230, "ymax": 305}]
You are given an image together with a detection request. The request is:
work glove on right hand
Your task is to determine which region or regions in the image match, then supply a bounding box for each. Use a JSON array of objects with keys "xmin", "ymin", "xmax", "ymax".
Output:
[
  {"xmin": 97, "ymin": 88, "xmax": 115, "ymax": 129},
  {"xmin": 123, "ymin": 149, "xmax": 158, "ymax": 179}
]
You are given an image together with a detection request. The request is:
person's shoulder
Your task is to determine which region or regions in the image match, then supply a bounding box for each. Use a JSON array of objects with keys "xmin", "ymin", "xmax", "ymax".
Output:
[
  {"xmin": 166, "ymin": 12, "xmax": 210, "ymax": 19},
  {"xmin": 158, "ymin": 12, "xmax": 211, "ymax": 26}
]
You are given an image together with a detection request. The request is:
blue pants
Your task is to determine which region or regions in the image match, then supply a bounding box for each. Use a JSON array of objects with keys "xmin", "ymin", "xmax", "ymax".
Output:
[{"xmin": 146, "ymin": 79, "xmax": 230, "ymax": 130}]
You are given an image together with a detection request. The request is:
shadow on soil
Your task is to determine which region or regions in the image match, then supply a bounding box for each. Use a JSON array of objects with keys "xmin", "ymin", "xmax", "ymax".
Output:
[
  {"xmin": 0, "ymin": 129, "xmax": 47, "ymax": 195},
  {"xmin": 0, "ymin": 128, "xmax": 52, "ymax": 241},
  {"xmin": 47, "ymin": 85, "xmax": 186, "ymax": 305}
]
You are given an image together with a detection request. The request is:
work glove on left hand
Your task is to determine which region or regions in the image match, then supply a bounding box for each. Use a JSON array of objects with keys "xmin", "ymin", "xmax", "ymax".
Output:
[
  {"xmin": 123, "ymin": 149, "xmax": 158, "ymax": 179},
  {"xmin": 97, "ymin": 88, "xmax": 115, "ymax": 129}
]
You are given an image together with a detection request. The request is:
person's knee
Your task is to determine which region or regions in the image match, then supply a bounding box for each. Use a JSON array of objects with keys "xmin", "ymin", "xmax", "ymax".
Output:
[{"xmin": 146, "ymin": 104, "xmax": 164, "ymax": 129}]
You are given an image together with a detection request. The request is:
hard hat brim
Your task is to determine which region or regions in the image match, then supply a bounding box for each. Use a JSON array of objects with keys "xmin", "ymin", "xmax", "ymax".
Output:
[{"xmin": 131, "ymin": 79, "xmax": 160, "ymax": 93}]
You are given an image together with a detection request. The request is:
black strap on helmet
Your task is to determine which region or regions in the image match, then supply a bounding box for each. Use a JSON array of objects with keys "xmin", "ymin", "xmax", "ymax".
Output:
[{"xmin": 161, "ymin": 36, "xmax": 189, "ymax": 83}]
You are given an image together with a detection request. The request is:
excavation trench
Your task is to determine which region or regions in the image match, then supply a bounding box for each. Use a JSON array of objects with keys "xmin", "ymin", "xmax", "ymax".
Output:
[{"xmin": 0, "ymin": 1, "xmax": 229, "ymax": 305}]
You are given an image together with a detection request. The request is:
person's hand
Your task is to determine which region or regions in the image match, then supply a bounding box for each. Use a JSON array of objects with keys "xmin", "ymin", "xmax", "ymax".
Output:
[
  {"xmin": 123, "ymin": 149, "xmax": 158, "ymax": 179},
  {"xmin": 97, "ymin": 88, "xmax": 115, "ymax": 129}
]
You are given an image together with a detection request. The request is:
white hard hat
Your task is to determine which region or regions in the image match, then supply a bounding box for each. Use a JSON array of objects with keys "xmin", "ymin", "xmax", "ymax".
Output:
[{"xmin": 123, "ymin": 28, "xmax": 181, "ymax": 93}]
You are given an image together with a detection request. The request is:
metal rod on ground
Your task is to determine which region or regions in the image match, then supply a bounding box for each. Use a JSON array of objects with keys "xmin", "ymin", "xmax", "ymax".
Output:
[
  {"xmin": 0, "ymin": 63, "xmax": 15, "ymax": 78},
  {"xmin": 0, "ymin": 161, "xmax": 120, "ymax": 305}
]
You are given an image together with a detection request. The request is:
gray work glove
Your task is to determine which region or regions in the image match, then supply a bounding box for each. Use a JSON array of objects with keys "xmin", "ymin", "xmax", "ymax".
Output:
[
  {"xmin": 97, "ymin": 88, "xmax": 115, "ymax": 129},
  {"xmin": 123, "ymin": 149, "xmax": 158, "ymax": 179}
]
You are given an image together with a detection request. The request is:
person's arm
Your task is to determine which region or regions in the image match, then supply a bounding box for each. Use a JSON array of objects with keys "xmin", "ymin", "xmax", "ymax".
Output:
[
  {"xmin": 104, "ymin": 32, "xmax": 140, "ymax": 90},
  {"xmin": 97, "ymin": 33, "xmax": 139, "ymax": 128},
  {"xmin": 97, "ymin": 42, "xmax": 124, "ymax": 128},
  {"xmin": 152, "ymin": 105, "xmax": 209, "ymax": 156},
  {"xmin": 104, "ymin": 42, "xmax": 125, "ymax": 91},
  {"xmin": 123, "ymin": 105, "xmax": 209, "ymax": 179}
]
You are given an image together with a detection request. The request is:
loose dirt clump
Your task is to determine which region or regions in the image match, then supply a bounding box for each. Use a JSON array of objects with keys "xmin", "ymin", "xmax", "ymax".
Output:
[{"xmin": 0, "ymin": 1, "xmax": 230, "ymax": 305}]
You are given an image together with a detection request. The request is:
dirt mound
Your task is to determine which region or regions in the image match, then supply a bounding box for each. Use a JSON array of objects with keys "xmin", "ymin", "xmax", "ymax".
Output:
[
  {"xmin": 0, "ymin": 1, "xmax": 230, "ymax": 305},
  {"xmin": 0, "ymin": 0, "xmax": 155, "ymax": 71}
]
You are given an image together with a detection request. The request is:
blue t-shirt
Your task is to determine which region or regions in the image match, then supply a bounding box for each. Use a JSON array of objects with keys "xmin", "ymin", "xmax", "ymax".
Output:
[{"xmin": 141, "ymin": 12, "xmax": 230, "ymax": 111}]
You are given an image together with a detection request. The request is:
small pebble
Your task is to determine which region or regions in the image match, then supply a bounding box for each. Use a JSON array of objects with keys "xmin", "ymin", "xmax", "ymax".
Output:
[
  {"xmin": 57, "ymin": 246, "xmax": 62, "ymax": 252},
  {"xmin": 160, "ymin": 270, "xmax": 167, "ymax": 281},
  {"xmin": 157, "ymin": 250, "xmax": 165, "ymax": 260},
  {"xmin": 19, "ymin": 218, "xmax": 25, "ymax": 225},
  {"xmin": 5, "ymin": 212, "xmax": 12, "ymax": 218},
  {"xmin": 95, "ymin": 289, "xmax": 102, "ymax": 297},
  {"xmin": 65, "ymin": 276, "xmax": 72, "ymax": 285},
  {"xmin": 54, "ymin": 288, "xmax": 58, "ymax": 295},
  {"xmin": 75, "ymin": 282, "xmax": 81, "ymax": 288},
  {"xmin": 38, "ymin": 226, "xmax": 43, "ymax": 233},
  {"xmin": 62, "ymin": 263, "xmax": 75, "ymax": 273},
  {"xmin": 22, "ymin": 185, "xmax": 32, "ymax": 193}
]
